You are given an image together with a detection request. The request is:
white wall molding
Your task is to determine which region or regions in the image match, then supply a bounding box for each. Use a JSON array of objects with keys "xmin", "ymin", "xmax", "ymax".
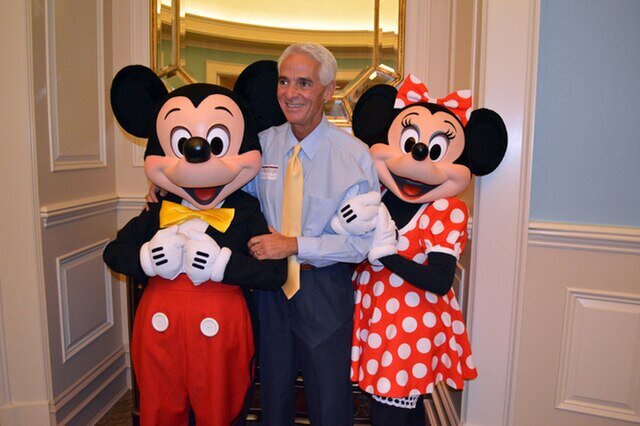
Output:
[
  {"xmin": 556, "ymin": 288, "xmax": 640, "ymax": 423},
  {"xmin": 40, "ymin": 194, "xmax": 119, "ymax": 228},
  {"xmin": 529, "ymin": 221, "xmax": 640, "ymax": 255}
]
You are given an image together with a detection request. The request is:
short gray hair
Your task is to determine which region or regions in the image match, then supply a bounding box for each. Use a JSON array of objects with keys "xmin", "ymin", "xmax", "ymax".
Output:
[{"xmin": 278, "ymin": 43, "xmax": 337, "ymax": 86}]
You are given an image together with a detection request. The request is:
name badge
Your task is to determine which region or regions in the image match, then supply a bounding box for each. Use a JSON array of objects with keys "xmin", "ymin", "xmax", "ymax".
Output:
[{"xmin": 261, "ymin": 164, "xmax": 278, "ymax": 180}]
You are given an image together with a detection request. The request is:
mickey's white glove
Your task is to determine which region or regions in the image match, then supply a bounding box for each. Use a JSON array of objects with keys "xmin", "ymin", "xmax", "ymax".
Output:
[
  {"xmin": 368, "ymin": 203, "xmax": 398, "ymax": 266},
  {"xmin": 140, "ymin": 225, "xmax": 187, "ymax": 280},
  {"xmin": 330, "ymin": 191, "xmax": 381, "ymax": 235},
  {"xmin": 184, "ymin": 230, "xmax": 232, "ymax": 285}
]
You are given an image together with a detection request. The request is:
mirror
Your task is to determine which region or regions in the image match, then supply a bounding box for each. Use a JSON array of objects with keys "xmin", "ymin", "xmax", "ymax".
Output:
[{"xmin": 150, "ymin": 0, "xmax": 405, "ymax": 126}]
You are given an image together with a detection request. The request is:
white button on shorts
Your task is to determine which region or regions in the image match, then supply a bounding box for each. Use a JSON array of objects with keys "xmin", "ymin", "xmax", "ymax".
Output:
[
  {"xmin": 151, "ymin": 312, "xmax": 169, "ymax": 332},
  {"xmin": 200, "ymin": 317, "xmax": 219, "ymax": 337}
]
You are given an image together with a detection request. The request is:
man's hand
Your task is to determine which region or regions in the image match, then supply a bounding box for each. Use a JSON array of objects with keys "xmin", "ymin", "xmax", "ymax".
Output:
[
  {"xmin": 330, "ymin": 191, "xmax": 380, "ymax": 235},
  {"xmin": 139, "ymin": 225, "xmax": 186, "ymax": 279},
  {"xmin": 144, "ymin": 183, "xmax": 168, "ymax": 211},
  {"xmin": 248, "ymin": 226, "xmax": 298, "ymax": 260}
]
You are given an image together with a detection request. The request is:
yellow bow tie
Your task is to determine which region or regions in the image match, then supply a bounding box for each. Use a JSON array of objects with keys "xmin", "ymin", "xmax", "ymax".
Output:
[{"xmin": 159, "ymin": 200, "xmax": 235, "ymax": 233}]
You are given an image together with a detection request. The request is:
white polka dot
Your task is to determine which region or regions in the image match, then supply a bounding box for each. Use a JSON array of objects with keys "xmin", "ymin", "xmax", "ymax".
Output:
[
  {"xmin": 466, "ymin": 356, "xmax": 475, "ymax": 369},
  {"xmin": 441, "ymin": 312, "xmax": 452, "ymax": 327},
  {"xmin": 454, "ymin": 242, "xmax": 462, "ymax": 255},
  {"xmin": 446, "ymin": 230, "xmax": 461, "ymax": 245},
  {"xmin": 368, "ymin": 333, "xmax": 382, "ymax": 349},
  {"xmin": 446, "ymin": 378, "xmax": 457, "ymax": 388},
  {"xmin": 441, "ymin": 353, "xmax": 452, "ymax": 369},
  {"xmin": 397, "ymin": 236, "xmax": 410, "ymax": 251},
  {"xmin": 386, "ymin": 324, "xmax": 397, "ymax": 340},
  {"xmin": 457, "ymin": 89, "xmax": 471, "ymax": 99},
  {"xmin": 351, "ymin": 346, "xmax": 360, "ymax": 361},
  {"xmin": 371, "ymin": 307, "xmax": 382, "ymax": 323},
  {"xmin": 466, "ymin": 109, "xmax": 471, "ymax": 122},
  {"xmin": 381, "ymin": 351, "xmax": 393, "ymax": 367},
  {"xmin": 359, "ymin": 367, "xmax": 364, "ymax": 381},
  {"xmin": 423, "ymin": 312, "xmax": 437, "ymax": 327},
  {"xmin": 350, "ymin": 367, "xmax": 354, "ymax": 378},
  {"xmin": 452, "ymin": 320, "xmax": 465, "ymax": 334},
  {"xmin": 394, "ymin": 99, "xmax": 406, "ymax": 109},
  {"xmin": 373, "ymin": 281, "xmax": 385, "ymax": 296},
  {"xmin": 444, "ymin": 99, "xmax": 459, "ymax": 108},
  {"xmin": 360, "ymin": 328, "xmax": 369, "ymax": 342},
  {"xmin": 432, "ymin": 357, "xmax": 438, "ymax": 370},
  {"xmin": 367, "ymin": 359, "xmax": 379, "ymax": 375},
  {"xmin": 359, "ymin": 270, "xmax": 371, "ymax": 285},
  {"xmin": 412, "ymin": 252, "xmax": 427, "ymax": 264},
  {"xmin": 419, "ymin": 215, "xmax": 430, "ymax": 229},
  {"xmin": 450, "ymin": 298, "xmax": 460, "ymax": 311},
  {"xmin": 436, "ymin": 372, "xmax": 444, "ymax": 383},
  {"xmin": 412, "ymin": 363, "xmax": 428, "ymax": 379},
  {"xmin": 389, "ymin": 273, "xmax": 404, "ymax": 288},
  {"xmin": 424, "ymin": 239, "xmax": 433, "ymax": 250},
  {"xmin": 409, "ymin": 388, "xmax": 421, "ymax": 396},
  {"xmin": 396, "ymin": 370, "xmax": 409, "ymax": 386},
  {"xmin": 386, "ymin": 298, "xmax": 400, "ymax": 314},
  {"xmin": 434, "ymin": 332, "xmax": 446, "ymax": 347},
  {"xmin": 402, "ymin": 317, "xmax": 418, "ymax": 333},
  {"xmin": 443, "ymin": 294, "xmax": 449, "ymax": 304},
  {"xmin": 425, "ymin": 382, "xmax": 434, "ymax": 394},
  {"xmin": 354, "ymin": 327, "xmax": 361, "ymax": 341},
  {"xmin": 409, "ymin": 74, "xmax": 422, "ymax": 84},
  {"xmin": 431, "ymin": 220, "xmax": 445, "ymax": 235},
  {"xmin": 456, "ymin": 343, "xmax": 463, "ymax": 356},
  {"xmin": 449, "ymin": 336, "xmax": 458, "ymax": 351},
  {"xmin": 433, "ymin": 199, "xmax": 449, "ymax": 211},
  {"xmin": 425, "ymin": 292, "xmax": 438, "ymax": 304},
  {"xmin": 371, "ymin": 262, "xmax": 385, "ymax": 272},
  {"xmin": 377, "ymin": 377, "xmax": 391, "ymax": 394},
  {"xmin": 355, "ymin": 290, "xmax": 362, "ymax": 304},
  {"xmin": 450, "ymin": 208, "xmax": 465, "ymax": 224},
  {"xmin": 417, "ymin": 337, "xmax": 432, "ymax": 353},
  {"xmin": 405, "ymin": 292, "xmax": 420, "ymax": 307},
  {"xmin": 457, "ymin": 362, "xmax": 462, "ymax": 374},
  {"xmin": 351, "ymin": 270, "xmax": 358, "ymax": 281},
  {"xmin": 359, "ymin": 311, "xmax": 363, "ymax": 320},
  {"xmin": 407, "ymin": 90, "xmax": 422, "ymax": 102},
  {"xmin": 366, "ymin": 385, "xmax": 374, "ymax": 393},
  {"xmin": 398, "ymin": 343, "xmax": 412, "ymax": 359},
  {"xmin": 362, "ymin": 294, "xmax": 372, "ymax": 309}
]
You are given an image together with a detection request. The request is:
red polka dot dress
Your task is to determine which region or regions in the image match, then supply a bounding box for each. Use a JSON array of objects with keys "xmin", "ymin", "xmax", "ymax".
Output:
[{"xmin": 350, "ymin": 197, "xmax": 478, "ymax": 398}]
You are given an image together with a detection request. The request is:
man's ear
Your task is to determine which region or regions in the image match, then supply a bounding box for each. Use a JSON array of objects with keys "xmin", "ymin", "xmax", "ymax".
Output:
[
  {"xmin": 462, "ymin": 108, "xmax": 508, "ymax": 176},
  {"xmin": 352, "ymin": 84, "xmax": 399, "ymax": 147},
  {"xmin": 110, "ymin": 65, "xmax": 168, "ymax": 138}
]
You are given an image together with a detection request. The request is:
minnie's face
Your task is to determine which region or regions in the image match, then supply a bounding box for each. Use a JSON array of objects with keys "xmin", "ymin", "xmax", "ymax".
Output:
[
  {"xmin": 371, "ymin": 104, "xmax": 471, "ymax": 203},
  {"xmin": 144, "ymin": 94, "xmax": 261, "ymax": 209}
]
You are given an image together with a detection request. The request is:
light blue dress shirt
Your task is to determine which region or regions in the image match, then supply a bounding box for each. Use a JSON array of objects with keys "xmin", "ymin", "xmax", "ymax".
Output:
[{"xmin": 245, "ymin": 116, "xmax": 378, "ymax": 268}]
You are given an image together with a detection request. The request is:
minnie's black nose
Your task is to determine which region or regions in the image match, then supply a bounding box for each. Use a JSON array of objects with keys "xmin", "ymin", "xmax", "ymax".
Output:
[
  {"xmin": 184, "ymin": 136, "xmax": 211, "ymax": 163},
  {"xmin": 411, "ymin": 142, "xmax": 429, "ymax": 161}
]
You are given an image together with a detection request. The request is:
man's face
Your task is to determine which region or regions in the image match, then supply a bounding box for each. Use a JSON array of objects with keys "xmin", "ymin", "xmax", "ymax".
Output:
[{"xmin": 277, "ymin": 53, "xmax": 335, "ymax": 140}]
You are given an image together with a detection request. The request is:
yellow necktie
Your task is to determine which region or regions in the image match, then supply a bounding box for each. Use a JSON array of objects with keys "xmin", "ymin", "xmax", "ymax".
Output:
[
  {"xmin": 281, "ymin": 144, "xmax": 303, "ymax": 299},
  {"xmin": 159, "ymin": 200, "xmax": 235, "ymax": 232}
]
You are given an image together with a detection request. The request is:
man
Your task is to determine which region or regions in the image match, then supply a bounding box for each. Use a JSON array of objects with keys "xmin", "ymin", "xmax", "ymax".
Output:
[{"xmin": 245, "ymin": 43, "xmax": 379, "ymax": 425}]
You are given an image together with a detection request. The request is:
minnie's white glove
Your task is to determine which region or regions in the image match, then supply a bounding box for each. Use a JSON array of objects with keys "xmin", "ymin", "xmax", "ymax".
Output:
[
  {"xmin": 368, "ymin": 203, "xmax": 398, "ymax": 266},
  {"xmin": 184, "ymin": 230, "xmax": 232, "ymax": 285},
  {"xmin": 140, "ymin": 225, "xmax": 187, "ymax": 280},
  {"xmin": 330, "ymin": 191, "xmax": 381, "ymax": 235}
]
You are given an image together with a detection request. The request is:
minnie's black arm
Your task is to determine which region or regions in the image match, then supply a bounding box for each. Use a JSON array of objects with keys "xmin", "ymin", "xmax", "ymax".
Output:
[{"xmin": 379, "ymin": 251, "xmax": 457, "ymax": 295}]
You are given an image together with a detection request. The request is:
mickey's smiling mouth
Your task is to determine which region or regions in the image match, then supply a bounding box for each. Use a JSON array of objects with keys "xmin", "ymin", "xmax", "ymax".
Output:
[
  {"xmin": 391, "ymin": 173, "xmax": 437, "ymax": 198},
  {"xmin": 184, "ymin": 186, "xmax": 224, "ymax": 205}
]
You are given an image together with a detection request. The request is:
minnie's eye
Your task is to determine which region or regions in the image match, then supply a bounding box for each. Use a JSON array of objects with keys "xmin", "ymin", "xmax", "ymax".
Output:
[
  {"xmin": 400, "ymin": 126, "xmax": 420, "ymax": 154},
  {"xmin": 170, "ymin": 127, "xmax": 191, "ymax": 158},
  {"xmin": 206, "ymin": 125, "xmax": 230, "ymax": 157},
  {"xmin": 428, "ymin": 134, "xmax": 449, "ymax": 162}
]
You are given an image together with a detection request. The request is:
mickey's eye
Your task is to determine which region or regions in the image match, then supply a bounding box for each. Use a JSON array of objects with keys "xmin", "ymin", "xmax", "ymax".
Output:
[
  {"xmin": 170, "ymin": 127, "xmax": 191, "ymax": 158},
  {"xmin": 206, "ymin": 125, "xmax": 230, "ymax": 157},
  {"xmin": 400, "ymin": 126, "xmax": 420, "ymax": 154},
  {"xmin": 428, "ymin": 133, "xmax": 449, "ymax": 162}
]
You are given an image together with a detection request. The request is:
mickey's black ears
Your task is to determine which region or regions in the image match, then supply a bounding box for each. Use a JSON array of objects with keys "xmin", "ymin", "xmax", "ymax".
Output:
[
  {"xmin": 463, "ymin": 108, "xmax": 508, "ymax": 176},
  {"xmin": 352, "ymin": 84, "xmax": 399, "ymax": 146},
  {"xmin": 110, "ymin": 65, "xmax": 168, "ymax": 138},
  {"xmin": 233, "ymin": 60, "xmax": 286, "ymax": 134}
]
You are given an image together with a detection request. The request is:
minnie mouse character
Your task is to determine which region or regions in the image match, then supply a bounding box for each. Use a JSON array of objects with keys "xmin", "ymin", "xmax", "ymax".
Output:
[
  {"xmin": 334, "ymin": 75, "xmax": 507, "ymax": 425},
  {"xmin": 104, "ymin": 63, "xmax": 286, "ymax": 426}
]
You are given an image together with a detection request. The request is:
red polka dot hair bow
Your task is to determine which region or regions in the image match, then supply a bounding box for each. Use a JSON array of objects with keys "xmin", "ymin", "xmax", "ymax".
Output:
[{"xmin": 394, "ymin": 74, "xmax": 473, "ymax": 125}]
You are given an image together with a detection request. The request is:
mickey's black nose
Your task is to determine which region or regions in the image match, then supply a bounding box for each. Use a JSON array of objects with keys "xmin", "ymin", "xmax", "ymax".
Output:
[
  {"xmin": 184, "ymin": 136, "xmax": 211, "ymax": 163},
  {"xmin": 411, "ymin": 142, "xmax": 429, "ymax": 161}
]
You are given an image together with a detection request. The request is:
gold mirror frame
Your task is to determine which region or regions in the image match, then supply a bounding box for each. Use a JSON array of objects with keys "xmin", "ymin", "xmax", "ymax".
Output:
[{"xmin": 150, "ymin": 0, "xmax": 405, "ymax": 126}]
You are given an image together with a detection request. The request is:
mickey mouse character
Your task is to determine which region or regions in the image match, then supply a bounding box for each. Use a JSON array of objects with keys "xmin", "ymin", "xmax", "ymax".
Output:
[
  {"xmin": 335, "ymin": 75, "xmax": 507, "ymax": 425},
  {"xmin": 104, "ymin": 63, "xmax": 286, "ymax": 426}
]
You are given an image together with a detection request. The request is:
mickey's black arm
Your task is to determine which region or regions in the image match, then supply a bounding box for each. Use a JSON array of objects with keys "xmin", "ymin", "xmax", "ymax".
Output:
[
  {"xmin": 379, "ymin": 251, "xmax": 457, "ymax": 295},
  {"xmin": 222, "ymin": 208, "xmax": 287, "ymax": 290}
]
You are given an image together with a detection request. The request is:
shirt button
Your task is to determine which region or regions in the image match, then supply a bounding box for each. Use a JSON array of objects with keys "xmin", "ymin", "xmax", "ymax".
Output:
[
  {"xmin": 151, "ymin": 312, "xmax": 169, "ymax": 332},
  {"xmin": 200, "ymin": 317, "xmax": 219, "ymax": 337}
]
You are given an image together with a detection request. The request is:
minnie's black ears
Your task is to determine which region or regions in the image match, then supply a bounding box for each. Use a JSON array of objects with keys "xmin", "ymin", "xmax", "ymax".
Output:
[
  {"xmin": 110, "ymin": 65, "xmax": 168, "ymax": 138},
  {"xmin": 463, "ymin": 108, "xmax": 508, "ymax": 176},
  {"xmin": 352, "ymin": 84, "xmax": 399, "ymax": 146}
]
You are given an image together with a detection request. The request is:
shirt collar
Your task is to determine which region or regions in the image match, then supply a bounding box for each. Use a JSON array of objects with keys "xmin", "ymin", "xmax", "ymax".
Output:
[{"xmin": 285, "ymin": 114, "xmax": 328, "ymax": 160}]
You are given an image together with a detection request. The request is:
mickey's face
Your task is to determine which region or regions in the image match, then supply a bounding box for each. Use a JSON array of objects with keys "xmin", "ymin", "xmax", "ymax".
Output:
[
  {"xmin": 371, "ymin": 104, "xmax": 471, "ymax": 203},
  {"xmin": 144, "ymin": 94, "xmax": 261, "ymax": 209}
]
